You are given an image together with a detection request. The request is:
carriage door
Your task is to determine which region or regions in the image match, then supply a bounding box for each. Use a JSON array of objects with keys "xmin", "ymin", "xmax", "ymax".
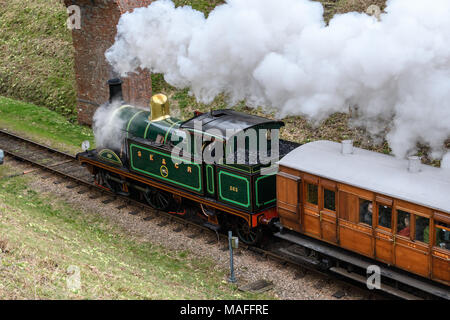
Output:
[
  {"xmin": 319, "ymin": 179, "xmax": 338, "ymax": 244},
  {"xmin": 337, "ymin": 185, "xmax": 375, "ymax": 258},
  {"xmin": 276, "ymin": 167, "xmax": 301, "ymax": 233},
  {"xmin": 374, "ymin": 196, "xmax": 394, "ymax": 265},
  {"xmin": 302, "ymin": 174, "xmax": 321, "ymax": 239},
  {"xmin": 394, "ymin": 201, "xmax": 431, "ymax": 278}
]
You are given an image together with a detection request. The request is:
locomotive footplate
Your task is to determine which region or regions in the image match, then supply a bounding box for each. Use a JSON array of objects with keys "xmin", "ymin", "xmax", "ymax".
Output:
[{"xmin": 77, "ymin": 152, "xmax": 272, "ymax": 229}]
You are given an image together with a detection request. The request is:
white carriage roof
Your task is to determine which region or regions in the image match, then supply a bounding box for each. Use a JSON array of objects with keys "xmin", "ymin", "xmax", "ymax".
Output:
[{"xmin": 278, "ymin": 140, "xmax": 450, "ymax": 214}]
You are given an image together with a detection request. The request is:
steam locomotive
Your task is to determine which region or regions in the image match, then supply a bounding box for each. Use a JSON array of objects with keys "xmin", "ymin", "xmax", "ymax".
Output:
[{"xmin": 77, "ymin": 79, "xmax": 449, "ymax": 297}]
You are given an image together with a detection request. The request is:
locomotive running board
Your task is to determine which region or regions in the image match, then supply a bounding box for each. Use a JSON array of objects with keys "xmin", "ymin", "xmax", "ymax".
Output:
[{"xmin": 275, "ymin": 231, "xmax": 450, "ymax": 300}]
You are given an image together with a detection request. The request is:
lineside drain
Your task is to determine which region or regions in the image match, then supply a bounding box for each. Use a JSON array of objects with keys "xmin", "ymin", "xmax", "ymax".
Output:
[{"xmin": 238, "ymin": 280, "xmax": 273, "ymax": 293}]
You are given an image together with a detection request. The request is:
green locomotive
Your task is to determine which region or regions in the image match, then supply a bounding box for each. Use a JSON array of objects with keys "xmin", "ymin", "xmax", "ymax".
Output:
[{"xmin": 77, "ymin": 79, "xmax": 298, "ymax": 244}]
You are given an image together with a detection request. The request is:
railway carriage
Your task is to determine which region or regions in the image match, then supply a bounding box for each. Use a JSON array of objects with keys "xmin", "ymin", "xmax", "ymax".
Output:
[{"xmin": 276, "ymin": 140, "xmax": 450, "ymax": 290}]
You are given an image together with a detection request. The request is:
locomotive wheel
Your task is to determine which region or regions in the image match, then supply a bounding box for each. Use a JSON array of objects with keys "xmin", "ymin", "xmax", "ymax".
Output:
[
  {"xmin": 234, "ymin": 218, "xmax": 262, "ymax": 245},
  {"xmin": 97, "ymin": 171, "xmax": 123, "ymax": 193},
  {"xmin": 143, "ymin": 188, "xmax": 171, "ymax": 211}
]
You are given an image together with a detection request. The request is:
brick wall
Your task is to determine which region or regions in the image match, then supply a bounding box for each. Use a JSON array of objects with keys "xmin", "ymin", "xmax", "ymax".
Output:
[{"xmin": 64, "ymin": 0, "xmax": 153, "ymax": 125}]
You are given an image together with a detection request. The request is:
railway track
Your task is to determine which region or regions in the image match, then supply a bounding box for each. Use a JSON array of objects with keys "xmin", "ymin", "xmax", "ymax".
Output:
[{"xmin": 0, "ymin": 129, "xmax": 441, "ymax": 300}]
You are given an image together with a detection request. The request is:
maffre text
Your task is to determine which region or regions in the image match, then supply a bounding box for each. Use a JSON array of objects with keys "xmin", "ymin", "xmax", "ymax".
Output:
[{"xmin": 180, "ymin": 304, "xmax": 269, "ymax": 317}]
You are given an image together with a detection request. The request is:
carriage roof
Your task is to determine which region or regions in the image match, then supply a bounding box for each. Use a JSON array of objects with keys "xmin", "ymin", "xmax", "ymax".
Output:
[{"xmin": 278, "ymin": 140, "xmax": 450, "ymax": 214}]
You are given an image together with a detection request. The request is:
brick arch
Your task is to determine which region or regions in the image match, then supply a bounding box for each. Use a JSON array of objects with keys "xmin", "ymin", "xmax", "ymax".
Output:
[{"xmin": 64, "ymin": 0, "xmax": 153, "ymax": 125}]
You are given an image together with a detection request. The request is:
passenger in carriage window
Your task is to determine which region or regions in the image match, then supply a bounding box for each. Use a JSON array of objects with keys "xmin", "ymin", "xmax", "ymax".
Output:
[
  {"xmin": 397, "ymin": 211, "xmax": 410, "ymax": 237},
  {"xmin": 435, "ymin": 223, "xmax": 450, "ymax": 250},
  {"xmin": 415, "ymin": 216, "xmax": 429, "ymax": 244},
  {"xmin": 359, "ymin": 200, "xmax": 373, "ymax": 226},
  {"xmin": 423, "ymin": 225, "xmax": 429, "ymax": 244},
  {"xmin": 378, "ymin": 205, "xmax": 392, "ymax": 229}
]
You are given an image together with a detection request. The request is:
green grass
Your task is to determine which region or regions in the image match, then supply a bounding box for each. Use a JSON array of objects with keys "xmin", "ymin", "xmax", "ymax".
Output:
[
  {"xmin": 0, "ymin": 0, "xmax": 76, "ymax": 120},
  {"xmin": 0, "ymin": 165, "xmax": 273, "ymax": 299},
  {"xmin": 0, "ymin": 96, "xmax": 94, "ymax": 154}
]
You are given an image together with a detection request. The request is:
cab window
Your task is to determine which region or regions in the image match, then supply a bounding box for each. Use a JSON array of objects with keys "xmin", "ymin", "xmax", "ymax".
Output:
[
  {"xmin": 435, "ymin": 222, "xmax": 450, "ymax": 250},
  {"xmin": 359, "ymin": 199, "xmax": 373, "ymax": 226},
  {"xmin": 323, "ymin": 189, "xmax": 336, "ymax": 211},
  {"xmin": 306, "ymin": 183, "xmax": 318, "ymax": 205},
  {"xmin": 397, "ymin": 210, "xmax": 411, "ymax": 237},
  {"xmin": 378, "ymin": 204, "xmax": 392, "ymax": 229},
  {"xmin": 415, "ymin": 216, "xmax": 430, "ymax": 244}
]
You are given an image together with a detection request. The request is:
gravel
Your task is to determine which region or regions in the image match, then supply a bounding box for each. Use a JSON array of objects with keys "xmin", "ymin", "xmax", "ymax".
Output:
[{"xmin": 9, "ymin": 158, "xmax": 375, "ymax": 300}]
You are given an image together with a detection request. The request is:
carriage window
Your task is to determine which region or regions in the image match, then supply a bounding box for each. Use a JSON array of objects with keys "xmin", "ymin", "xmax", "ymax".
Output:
[
  {"xmin": 397, "ymin": 210, "xmax": 411, "ymax": 237},
  {"xmin": 378, "ymin": 205, "xmax": 392, "ymax": 229},
  {"xmin": 306, "ymin": 183, "xmax": 318, "ymax": 205},
  {"xmin": 415, "ymin": 216, "xmax": 430, "ymax": 244},
  {"xmin": 359, "ymin": 199, "xmax": 373, "ymax": 226},
  {"xmin": 435, "ymin": 222, "xmax": 450, "ymax": 250},
  {"xmin": 324, "ymin": 189, "xmax": 336, "ymax": 211}
]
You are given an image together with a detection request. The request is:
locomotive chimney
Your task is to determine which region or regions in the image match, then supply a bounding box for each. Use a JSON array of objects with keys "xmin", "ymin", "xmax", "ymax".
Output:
[
  {"xmin": 408, "ymin": 156, "xmax": 422, "ymax": 173},
  {"xmin": 341, "ymin": 140, "xmax": 354, "ymax": 155},
  {"xmin": 107, "ymin": 78, "xmax": 123, "ymax": 103},
  {"xmin": 150, "ymin": 94, "xmax": 170, "ymax": 121}
]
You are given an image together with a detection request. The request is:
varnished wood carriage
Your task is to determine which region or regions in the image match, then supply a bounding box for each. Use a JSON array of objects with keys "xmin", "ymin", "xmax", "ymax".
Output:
[{"xmin": 276, "ymin": 140, "xmax": 450, "ymax": 288}]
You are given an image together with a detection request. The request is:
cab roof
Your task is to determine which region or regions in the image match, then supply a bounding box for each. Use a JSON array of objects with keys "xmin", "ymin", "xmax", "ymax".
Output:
[{"xmin": 180, "ymin": 110, "xmax": 284, "ymax": 141}]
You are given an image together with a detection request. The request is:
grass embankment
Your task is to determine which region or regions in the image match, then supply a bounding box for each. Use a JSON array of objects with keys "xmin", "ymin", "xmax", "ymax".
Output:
[
  {"xmin": 0, "ymin": 165, "xmax": 272, "ymax": 299},
  {"xmin": 0, "ymin": 96, "xmax": 94, "ymax": 155},
  {"xmin": 0, "ymin": 0, "xmax": 76, "ymax": 121}
]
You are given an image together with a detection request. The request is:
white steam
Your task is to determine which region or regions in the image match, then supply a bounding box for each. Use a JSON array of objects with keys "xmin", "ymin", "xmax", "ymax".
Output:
[
  {"xmin": 93, "ymin": 100, "xmax": 127, "ymax": 150},
  {"xmin": 442, "ymin": 153, "xmax": 450, "ymax": 169},
  {"xmin": 106, "ymin": 0, "xmax": 450, "ymax": 159}
]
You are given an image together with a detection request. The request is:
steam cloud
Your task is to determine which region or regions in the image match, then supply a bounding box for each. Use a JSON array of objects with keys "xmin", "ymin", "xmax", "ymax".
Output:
[
  {"xmin": 93, "ymin": 100, "xmax": 128, "ymax": 150},
  {"xmin": 106, "ymin": 0, "xmax": 450, "ymax": 159},
  {"xmin": 442, "ymin": 152, "xmax": 450, "ymax": 169}
]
